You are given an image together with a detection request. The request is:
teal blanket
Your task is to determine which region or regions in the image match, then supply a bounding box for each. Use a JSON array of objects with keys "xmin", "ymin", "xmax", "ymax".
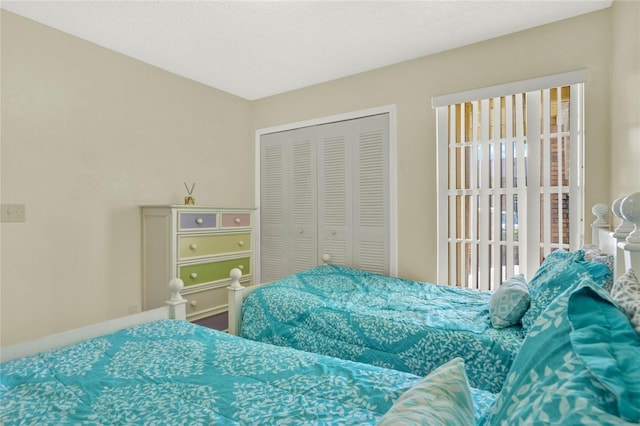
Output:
[
  {"xmin": 241, "ymin": 265, "xmax": 524, "ymax": 393},
  {"xmin": 1, "ymin": 319, "xmax": 495, "ymax": 424}
]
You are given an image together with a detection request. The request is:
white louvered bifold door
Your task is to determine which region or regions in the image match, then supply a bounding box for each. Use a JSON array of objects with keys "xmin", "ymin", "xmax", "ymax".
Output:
[
  {"xmin": 260, "ymin": 133, "xmax": 288, "ymax": 282},
  {"xmin": 260, "ymin": 127, "xmax": 317, "ymax": 282},
  {"xmin": 260, "ymin": 113, "xmax": 390, "ymax": 281},
  {"xmin": 317, "ymin": 121, "xmax": 353, "ymax": 267},
  {"xmin": 352, "ymin": 114, "xmax": 389, "ymax": 275},
  {"xmin": 317, "ymin": 114, "xmax": 389, "ymax": 275}
]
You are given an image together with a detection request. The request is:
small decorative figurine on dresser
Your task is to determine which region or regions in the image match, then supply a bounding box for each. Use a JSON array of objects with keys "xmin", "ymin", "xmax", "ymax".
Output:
[{"xmin": 184, "ymin": 182, "xmax": 196, "ymax": 205}]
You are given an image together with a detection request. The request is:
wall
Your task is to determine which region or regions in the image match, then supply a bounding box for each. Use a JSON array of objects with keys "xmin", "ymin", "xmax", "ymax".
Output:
[
  {"xmin": 2, "ymin": 4, "xmax": 632, "ymax": 346},
  {"xmin": 610, "ymin": 0, "xmax": 640, "ymax": 199},
  {"xmin": 0, "ymin": 11, "xmax": 253, "ymax": 345},
  {"xmin": 251, "ymin": 8, "xmax": 614, "ymax": 283}
]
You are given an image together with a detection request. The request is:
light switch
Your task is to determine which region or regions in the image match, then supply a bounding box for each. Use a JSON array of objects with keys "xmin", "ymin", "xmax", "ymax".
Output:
[{"xmin": 1, "ymin": 204, "xmax": 26, "ymax": 222}]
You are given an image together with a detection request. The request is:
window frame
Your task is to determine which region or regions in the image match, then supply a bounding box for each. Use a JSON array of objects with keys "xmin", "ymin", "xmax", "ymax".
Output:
[{"xmin": 433, "ymin": 71, "xmax": 586, "ymax": 289}]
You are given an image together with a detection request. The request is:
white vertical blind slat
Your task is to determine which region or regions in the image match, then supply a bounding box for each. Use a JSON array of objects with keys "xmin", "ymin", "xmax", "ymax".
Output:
[
  {"xmin": 555, "ymin": 88, "xmax": 565, "ymax": 247},
  {"xmin": 479, "ymin": 99, "xmax": 491, "ymax": 290},
  {"xmin": 470, "ymin": 101, "xmax": 480, "ymax": 288},
  {"xmin": 448, "ymin": 105, "xmax": 458, "ymax": 285},
  {"xmin": 437, "ymin": 106, "xmax": 450, "ymax": 285},
  {"xmin": 460, "ymin": 104, "xmax": 467, "ymax": 286},
  {"xmin": 515, "ymin": 93, "xmax": 528, "ymax": 277},
  {"xmin": 569, "ymin": 83, "xmax": 583, "ymax": 248},
  {"xmin": 542, "ymin": 88, "xmax": 552, "ymax": 256},
  {"xmin": 526, "ymin": 91, "xmax": 542, "ymax": 279},
  {"xmin": 492, "ymin": 97, "xmax": 502, "ymax": 287},
  {"xmin": 505, "ymin": 95, "xmax": 515, "ymax": 278}
]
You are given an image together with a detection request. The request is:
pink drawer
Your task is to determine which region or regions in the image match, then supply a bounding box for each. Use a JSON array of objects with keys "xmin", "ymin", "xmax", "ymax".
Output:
[{"xmin": 221, "ymin": 213, "xmax": 251, "ymax": 228}]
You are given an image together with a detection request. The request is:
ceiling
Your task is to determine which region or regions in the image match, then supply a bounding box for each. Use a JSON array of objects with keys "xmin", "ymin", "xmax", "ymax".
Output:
[{"xmin": 1, "ymin": 0, "xmax": 613, "ymax": 100}]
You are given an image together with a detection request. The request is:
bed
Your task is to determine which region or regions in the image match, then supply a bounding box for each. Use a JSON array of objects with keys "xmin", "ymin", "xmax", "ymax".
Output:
[
  {"xmin": 235, "ymin": 265, "xmax": 524, "ymax": 393},
  {"xmin": 229, "ymin": 197, "xmax": 640, "ymax": 394},
  {"xmin": 2, "ymin": 195, "xmax": 638, "ymax": 425},
  {"xmin": 0, "ymin": 282, "xmax": 497, "ymax": 425}
]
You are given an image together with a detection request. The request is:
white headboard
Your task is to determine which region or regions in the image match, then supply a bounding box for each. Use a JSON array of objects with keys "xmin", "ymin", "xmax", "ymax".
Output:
[{"xmin": 592, "ymin": 192, "xmax": 640, "ymax": 275}]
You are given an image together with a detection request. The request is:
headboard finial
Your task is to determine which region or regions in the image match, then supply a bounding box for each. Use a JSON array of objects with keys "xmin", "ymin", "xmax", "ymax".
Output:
[
  {"xmin": 228, "ymin": 268, "xmax": 245, "ymax": 290},
  {"xmin": 621, "ymin": 192, "xmax": 640, "ymax": 247},
  {"xmin": 591, "ymin": 203, "xmax": 609, "ymax": 227},
  {"xmin": 591, "ymin": 203, "xmax": 610, "ymax": 247},
  {"xmin": 168, "ymin": 278, "xmax": 185, "ymax": 302},
  {"xmin": 612, "ymin": 196, "xmax": 635, "ymax": 238}
]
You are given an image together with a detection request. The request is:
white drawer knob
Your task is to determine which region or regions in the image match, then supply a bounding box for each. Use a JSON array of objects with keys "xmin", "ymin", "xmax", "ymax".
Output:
[
  {"xmin": 189, "ymin": 244, "xmax": 197, "ymax": 250},
  {"xmin": 195, "ymin": 218, "xmax": 203, "ymax": 224},
  {"xmin": 234, "ymin": 217, "xmax": 241, "ymax": 224},
  {"xmin": 298, "ymin": 228, "xmax": 304, "ymax": 234},
  {"xmin": 238, "ymin": 240, "xmax": 244, "ymax": 247},
  {"xmin": 190, "ymin": 300, "xmax": 198, "ymax": 307},
  {"xmin": 238, "ymin": 264, "xmax": 244, "ymax": 270},
  {"xmin": 190, "ymin": 272, "xmax": 198, "ymax": 279},
  {"xmin": 331, "ymin": 230, "xmax": 337, "ymax": 235}
]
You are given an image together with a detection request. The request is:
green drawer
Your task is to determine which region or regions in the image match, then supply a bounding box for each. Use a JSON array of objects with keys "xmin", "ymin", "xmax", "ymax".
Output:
[
  {"xmin": 180, "ymin": 257, "xmax": 251, "ymax": 287},
  {"xmin": 178, "ymin": 233, "xmax": 251, "ymax": 260}
]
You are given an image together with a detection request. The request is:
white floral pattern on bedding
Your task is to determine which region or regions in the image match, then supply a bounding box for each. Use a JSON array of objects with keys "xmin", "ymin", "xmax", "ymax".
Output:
[
  {"xmin": 479, "ymin": 279, "xmax": 640, "ymax": 425},
  {"xmin": 1, "ymin": 320, "xmax": 496, "ymax": 425},
  {"xmin": 241, "ymin": 265, "xmax": 524, "ymax": 393},
  {"xmin": 610, "ymin": 268, "xmax": 640, "ymax": 333}
]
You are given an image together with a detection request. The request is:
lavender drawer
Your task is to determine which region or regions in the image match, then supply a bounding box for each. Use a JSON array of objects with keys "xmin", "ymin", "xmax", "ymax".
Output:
[{"xmin": 179, "ymin": 212, "xmax": 217, "ymax": 230}]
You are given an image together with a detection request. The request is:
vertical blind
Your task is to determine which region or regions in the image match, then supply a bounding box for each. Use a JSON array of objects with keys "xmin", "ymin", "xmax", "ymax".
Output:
[{"xmin": 434, "ymin": 72, "xmax": 585, "ymax": 290}]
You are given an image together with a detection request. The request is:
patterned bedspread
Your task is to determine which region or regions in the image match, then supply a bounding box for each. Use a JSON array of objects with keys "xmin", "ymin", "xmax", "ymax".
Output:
[
  {"xmin": 241, "ymin": 265, "xmax": 525, "ymax": 393},
  {"xmin": 0, "ymin": 319, "xmax": 496, "ymax": 425}
]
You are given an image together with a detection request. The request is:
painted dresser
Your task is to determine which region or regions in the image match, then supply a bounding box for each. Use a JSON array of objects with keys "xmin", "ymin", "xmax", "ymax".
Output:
[{"xmin": 141, "ymin": 205, "xmax": 254, "ymax": 330}]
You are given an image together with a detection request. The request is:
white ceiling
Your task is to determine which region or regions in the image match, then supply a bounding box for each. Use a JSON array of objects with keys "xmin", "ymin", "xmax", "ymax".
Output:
[{"xmin": 1, "ymin": 0, "xmax": 613, "ymax": 100}]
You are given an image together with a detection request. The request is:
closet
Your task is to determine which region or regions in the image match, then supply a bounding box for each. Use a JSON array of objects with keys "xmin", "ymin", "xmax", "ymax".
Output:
[{"xmin": 259, "ymin": 113, "xmax": 390, "ymax": 282}]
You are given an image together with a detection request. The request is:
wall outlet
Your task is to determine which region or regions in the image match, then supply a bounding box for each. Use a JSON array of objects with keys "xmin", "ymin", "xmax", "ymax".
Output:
[{"xmin": 1, "ymin": 204, "xmax": 26, "ymax": 223}]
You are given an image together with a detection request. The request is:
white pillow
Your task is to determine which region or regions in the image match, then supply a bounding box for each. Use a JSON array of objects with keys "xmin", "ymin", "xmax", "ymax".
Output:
[
  {"xmin": 610, "ymin": 268, "xmax": 640, "ymax": 334},
  {"xmin": 377, "ymin": 357, "xmax": 474, "ymax": 426}
]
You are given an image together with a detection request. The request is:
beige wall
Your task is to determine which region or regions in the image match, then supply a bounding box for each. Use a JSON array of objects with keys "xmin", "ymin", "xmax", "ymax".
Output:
[
  {"xmin": 610, "ymin": 0, "xmax": 640, "ymax": 199},
  {"xmin": 1, "ymin": 11, "xmax": 253, "ymax": 345},
  {"xmin": 2, "ymin": 3, "xmax": 636, "ymax": 346},
  {"xmin": 252, "ymin": 8, "xmax": 614, "ymax": 282}
]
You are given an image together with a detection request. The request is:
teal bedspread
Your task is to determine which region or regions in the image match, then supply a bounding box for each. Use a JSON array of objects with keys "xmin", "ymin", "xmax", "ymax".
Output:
[
  {"xmin": 1, "ymin": 319, "xmax": 495, "ymax": 425},
  {"xmin": 241, "ymin": 265, "xmax": 524, "ymax": 393}
]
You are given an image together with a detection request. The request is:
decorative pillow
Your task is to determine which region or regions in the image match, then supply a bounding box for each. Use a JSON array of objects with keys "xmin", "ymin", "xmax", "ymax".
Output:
[
  {"xmin": 480, "ymin": 278, "xmax": 640, "ymax": 425},
  {"xmin": 489, "ymin": 274, "xmax": 530, "ymax": 328},
  {"xmin": 569, "ymin": 281, "xmax": 640, "ymax": 421},
  {"xmin": 610, "ymin": 269, "xmax": 640, "ymax": 334},
  {"xmin": 583, "ymin": 246, "xmax": 615, "ymax": 291},
  {"xmin": 378, "ymin": 357, "xmax": 474, "ymax": 426},
  {"xmin": 520, "ymin": 249, "xmax": 611, "ymax": 333}
]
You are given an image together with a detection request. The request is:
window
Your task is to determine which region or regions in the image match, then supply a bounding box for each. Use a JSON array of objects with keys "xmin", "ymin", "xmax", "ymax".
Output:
[{"xmin": 433, "ymin": 71, "xmax": 585, "ymax": 290}]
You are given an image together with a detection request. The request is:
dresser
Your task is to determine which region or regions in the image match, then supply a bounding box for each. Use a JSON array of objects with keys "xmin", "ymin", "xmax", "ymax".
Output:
[{"xmin": 141, "ymin": 205, "xmax": 254, "ymax": 330}]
